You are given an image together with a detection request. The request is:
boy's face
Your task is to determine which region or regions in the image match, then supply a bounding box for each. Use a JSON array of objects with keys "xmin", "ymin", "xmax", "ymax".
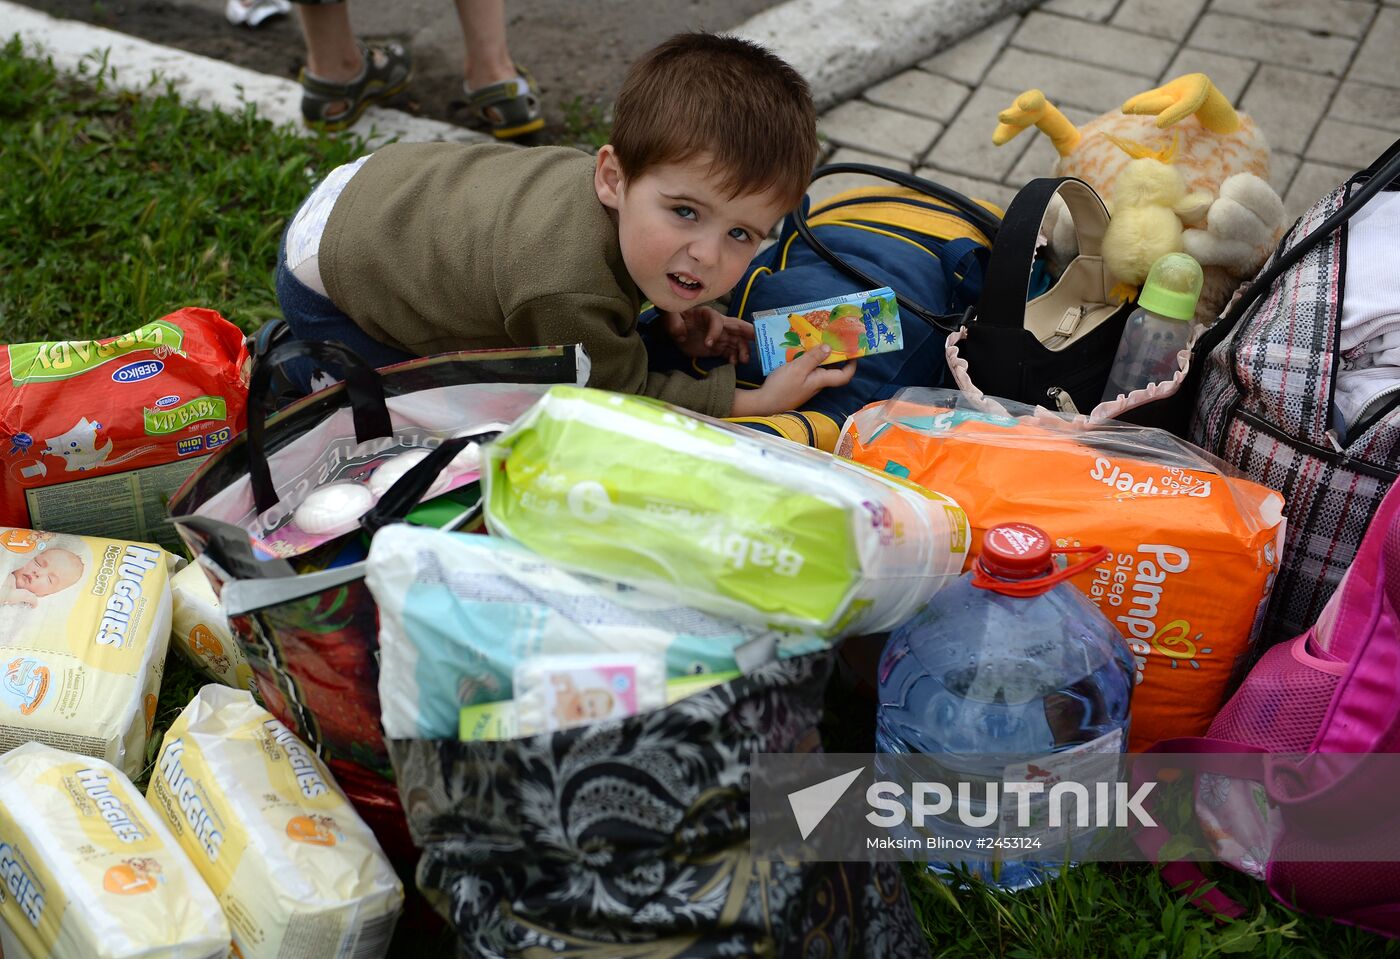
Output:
[
  {"xmin": 595, "ymin": 147, "xmax": 790, "ymax": 313},
  {"xmin": 10, "ymin": 548, "xmax": 83, "ymax": 598}
]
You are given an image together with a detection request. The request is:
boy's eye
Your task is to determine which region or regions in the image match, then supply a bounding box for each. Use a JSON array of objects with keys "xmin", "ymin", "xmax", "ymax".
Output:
[
  {"xmin": 728, "ymin": 227, "xmax": 752, "ymax": 242},
  {"xmin": 673, "ymin": 206, "xmax": 697, "ymax": 221}
]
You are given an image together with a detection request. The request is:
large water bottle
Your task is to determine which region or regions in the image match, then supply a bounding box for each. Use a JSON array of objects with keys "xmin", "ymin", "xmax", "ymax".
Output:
[
  {"xmin": 1100, "ymin": 252, "xmax": 1203, "ymax": 403},
  {"xmin": 875, "ymin": 522, "xmax": 1135, "ymax": 891}
]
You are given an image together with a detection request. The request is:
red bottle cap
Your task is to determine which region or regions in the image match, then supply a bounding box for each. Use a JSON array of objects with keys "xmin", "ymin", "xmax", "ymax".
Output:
[{"xmin": 979, "ymin": 523, "xmax": 1053, "ymax": 580}]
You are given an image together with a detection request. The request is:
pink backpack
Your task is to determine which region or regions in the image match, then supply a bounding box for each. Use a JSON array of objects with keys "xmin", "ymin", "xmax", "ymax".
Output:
[{"xmin": 1140, "ymin": 477, "xmax": 1400, "ymax": 937}]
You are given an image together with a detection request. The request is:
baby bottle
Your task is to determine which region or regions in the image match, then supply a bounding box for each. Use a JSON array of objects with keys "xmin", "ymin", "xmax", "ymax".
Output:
[{"xmin": 1101, "ymin": 252, "xmax": 1203, "ymax": 403}]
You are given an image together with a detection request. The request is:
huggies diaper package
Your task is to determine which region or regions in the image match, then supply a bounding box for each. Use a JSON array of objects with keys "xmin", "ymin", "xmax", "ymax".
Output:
[
  {"xmin": 0, "ymin": 308, "xmax": 250, "ymax": 552},
  {"xmin": 146, "ymin": 685, "xmax": 402, "ymax": 959},
  {"xmin": 0, "ymin": 742, "xmax": 230, "ymax": 959},
  {"xmin": 481, "ymin": 386, "xmax": 969, "ymax": 636},
  {"xmin": 169, "ymin": 564, "xmax": 254, "ymax": 695},
  {"xmin": 0, "ymin": 527, "xmax": 174, "ymax": 778}
]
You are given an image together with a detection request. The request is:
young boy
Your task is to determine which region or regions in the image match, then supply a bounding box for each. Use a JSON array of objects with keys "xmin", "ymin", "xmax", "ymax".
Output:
[{"xmin": 276, "ymin": 32, "xmax": 855, "ymax": 418}]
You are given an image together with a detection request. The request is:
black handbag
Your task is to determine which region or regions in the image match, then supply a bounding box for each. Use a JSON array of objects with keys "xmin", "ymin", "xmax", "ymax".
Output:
[{"xmin": 950, "ymin": 177, "xmax": 1135, "ymax": 416}]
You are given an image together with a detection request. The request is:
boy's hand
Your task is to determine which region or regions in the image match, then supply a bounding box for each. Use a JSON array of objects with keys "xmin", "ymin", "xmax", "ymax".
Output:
[
  {"xmin": 730, "ymin": 346, "xmax": 858, "ymax": 417},
  {"xmin": 663, "ymin": 306, "xmax": 754, "ymax": 364}
]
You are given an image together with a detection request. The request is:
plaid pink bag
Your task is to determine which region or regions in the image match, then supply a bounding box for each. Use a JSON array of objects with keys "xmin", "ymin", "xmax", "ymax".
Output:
[
  {"xmin": 1140, "ymin": 477, "xmax": 1400, "ymax": 937},
  {"xmin": 1191, "ymin": 139, "xmax": 1400, "ymax": 649}
]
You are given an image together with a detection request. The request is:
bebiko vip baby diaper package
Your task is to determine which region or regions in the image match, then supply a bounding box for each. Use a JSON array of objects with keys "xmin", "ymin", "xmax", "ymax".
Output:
[
  {"xmin": 146, "ymin": 685, "xmax": 402, "ymax": 959},
  {"xmin": 0, "ymin": 527, "xmax": 173, "ymax": 778},
  {"xmin": 0, "ymin": 742, "xmax": 230, "ymax": 959},
  {"xmin": 0, "ymin": 308, "xmax": 249, "ymax": 552}
]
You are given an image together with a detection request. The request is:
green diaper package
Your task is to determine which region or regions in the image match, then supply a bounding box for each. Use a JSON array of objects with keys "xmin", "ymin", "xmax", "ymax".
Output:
[{"xmin": 481, "ymin": 386, "xmax": 969, "ymax": 636}]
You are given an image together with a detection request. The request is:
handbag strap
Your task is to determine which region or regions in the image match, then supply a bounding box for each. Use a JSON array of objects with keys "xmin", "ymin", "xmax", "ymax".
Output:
[
  {"xmin": 975, "ymin": 177, "xmax": 1111, "ymax": 330},
  {"xmin": 246, "ymin": 339, "xmax": 394, "ymax": 515},
  {"xmin": 789, "ymin": 163, "xmax": 1001, "ymax": 332}
]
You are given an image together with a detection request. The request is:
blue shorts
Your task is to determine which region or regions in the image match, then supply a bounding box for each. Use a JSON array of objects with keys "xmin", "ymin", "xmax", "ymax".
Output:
[{"xmin": 274, "ymin": 224, "xmax": 416, "ymax": 390}]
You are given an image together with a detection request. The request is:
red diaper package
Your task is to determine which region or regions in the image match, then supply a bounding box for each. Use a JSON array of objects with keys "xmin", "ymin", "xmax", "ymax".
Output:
[{"xmin": 1, "ymin": 308, "xmax": 249, "ymax": 551}]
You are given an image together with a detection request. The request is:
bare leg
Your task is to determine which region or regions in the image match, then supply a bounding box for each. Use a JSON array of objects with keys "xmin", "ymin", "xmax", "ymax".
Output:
[
  {"xmin": 296, "ymin": 2, "xmax": 363, "ymax": 83},
  {"xmin": 452, "ymin": 0, "xmax": 517, "ymax": 90}
]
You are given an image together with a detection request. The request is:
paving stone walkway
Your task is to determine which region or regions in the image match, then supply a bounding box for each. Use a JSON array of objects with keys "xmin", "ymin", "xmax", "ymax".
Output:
[{"xmin": 813, "ymin": 0, "xmax": 1400, "ymax": 224}]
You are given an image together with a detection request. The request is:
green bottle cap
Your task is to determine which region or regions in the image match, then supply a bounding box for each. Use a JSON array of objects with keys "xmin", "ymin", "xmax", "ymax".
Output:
[{"xmin": 1136, "ymin": 252, "xmax": 1203, "ymax": 322}]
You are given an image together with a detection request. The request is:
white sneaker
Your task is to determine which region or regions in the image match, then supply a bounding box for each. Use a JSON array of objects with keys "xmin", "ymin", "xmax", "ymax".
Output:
[{"xmin": 225, "ymin": 0, "xmax": 292, "ymax": 27}]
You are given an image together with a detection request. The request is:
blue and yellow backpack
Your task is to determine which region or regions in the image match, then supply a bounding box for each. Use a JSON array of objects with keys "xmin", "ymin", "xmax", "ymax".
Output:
[{"xmin": 721, "ymin": 163, "xmax": 1004, "ymax": 449}]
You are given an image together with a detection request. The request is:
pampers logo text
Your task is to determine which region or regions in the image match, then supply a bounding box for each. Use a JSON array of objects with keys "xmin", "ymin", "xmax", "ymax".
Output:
[
  {"xmin": 157, "ymin": 740, "xmax": 223, "ymax": 861},
  {"xmin": 1088, "ymin": 544, "xmax": 1203, "ymax": 684},
  {"xmin": 95, "ymin": 545, "xmax": 161, "ymax": 649},
  {"xmin": 1089, "ymin": 458, "xmax": 1213, "ymax": 498}
]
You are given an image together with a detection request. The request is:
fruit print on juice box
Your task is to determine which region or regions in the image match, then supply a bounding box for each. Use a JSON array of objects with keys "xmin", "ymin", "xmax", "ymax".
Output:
[{"xmin": 752, "ymin": 287, "xmax": 904, "ymax": 375}]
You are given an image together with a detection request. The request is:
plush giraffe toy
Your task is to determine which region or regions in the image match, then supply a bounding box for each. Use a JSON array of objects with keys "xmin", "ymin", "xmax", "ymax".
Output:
[{"xmin": 993, "ymin": 74, "xmax": 1285, "ymax": 324}]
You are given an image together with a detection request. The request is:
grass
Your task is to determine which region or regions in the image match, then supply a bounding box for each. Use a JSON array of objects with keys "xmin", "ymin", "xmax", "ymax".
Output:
[
  {"xmin": 0, "ymin": 37, "xmax": 364, "ymax": 344},
  {"xmin": 905, "ymin": 862, "xmax": 1399, "ymax": 959},
  {"xmin": 560, "ymin": 94, "xmax": 611, "ymax": 152},
  {"xmin": 4, "ymin": 37, "xmax": 1398, "ymax": 959}
]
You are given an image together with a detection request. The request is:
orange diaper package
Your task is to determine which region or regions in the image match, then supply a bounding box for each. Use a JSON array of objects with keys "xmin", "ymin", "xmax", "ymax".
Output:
[{"xmin": 838, "ymin": 389, "xmax": 1287, "ymax": 751}]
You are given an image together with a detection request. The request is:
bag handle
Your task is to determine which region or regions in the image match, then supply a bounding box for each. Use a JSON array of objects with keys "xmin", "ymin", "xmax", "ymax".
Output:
[
  {"xmin": 975, "ymin": 177, "xmax": 1112, "ymax": 330},
  {"xmin": 359, "ymin": 429, "xmax": 498, "ymax": 535},
  {"xmin": 246, "ymin": 339, "xmax": 394, "ymax": 515},
  {"xmin": 173, "ymin": 432, "xmax": 497, "ymax": 580},
  {"xmin": 789, "ymin": 163, "xmax": 1001, "ymax": 332}
]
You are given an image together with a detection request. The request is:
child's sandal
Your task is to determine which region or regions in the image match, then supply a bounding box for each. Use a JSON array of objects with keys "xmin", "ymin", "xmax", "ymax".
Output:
[
  {"xmin": 300, "ymin": 40, "xmax": 413, "ymax": 132},
  {"xmin": 464, "ymin": 65, "xmax": 544, "ymax": 140}
]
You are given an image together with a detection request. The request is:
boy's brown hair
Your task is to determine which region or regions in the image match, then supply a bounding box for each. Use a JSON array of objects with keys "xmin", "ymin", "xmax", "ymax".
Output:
[{"xmin": 609, "ymin": 33, "xmax": 818, "ymax": 211}]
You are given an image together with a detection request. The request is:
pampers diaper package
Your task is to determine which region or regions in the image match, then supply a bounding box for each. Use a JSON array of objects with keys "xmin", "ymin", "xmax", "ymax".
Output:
[
  {"xmin": 146, "ymin": 685, "xmax": 402, "ymax": 959},
  {"xmin": 839, "ymin": 388, "xmax": 1287, "ymax": 750},
  {"xmin": 481, "ymin": 386, "xmax": 969, "ymax": 636},
  {"xmin": 366, "ymin": 525, "xmax": 824, "ymax": 740},
  {"xmin": 169, "ymin": 564, "xmax": 254, "ymax": 695},
  {"xmin": 0, "ymin": 527, "xmax": 173, "ymax": 778},
  {"xmin": 0, "ymin": 742, "xmax": 230, "ymax": 959}
]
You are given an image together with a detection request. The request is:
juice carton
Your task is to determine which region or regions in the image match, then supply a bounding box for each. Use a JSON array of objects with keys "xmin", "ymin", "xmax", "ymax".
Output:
[{"xmin": 752, "ymin": 287, "xmax": 903, "ymax": 375}]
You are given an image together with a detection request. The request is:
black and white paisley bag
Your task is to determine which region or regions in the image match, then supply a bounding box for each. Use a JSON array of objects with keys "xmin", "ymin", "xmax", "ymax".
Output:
[{"xmin": 387, "ymin": 653, "xmax": 928, "ymax": 958}]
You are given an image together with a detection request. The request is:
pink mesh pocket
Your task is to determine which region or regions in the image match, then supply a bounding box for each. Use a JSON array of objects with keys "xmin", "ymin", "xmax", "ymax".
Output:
[{"xmin": 1207, "ymin": 635, "xmax": 1341, "ymax": 752}]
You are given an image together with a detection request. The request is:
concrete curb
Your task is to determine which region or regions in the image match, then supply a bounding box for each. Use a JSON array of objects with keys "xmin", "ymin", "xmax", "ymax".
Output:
[
  {"xmin": 4, "ymin": 0, "xmax": 1036, "ymax": 137},
  {"xmin": 1, "ymin": 0, "xmax": 490, "ymax": 146},
  {"xmin": 733, "ymin": 0, "xmax": 1040, "ymax": 110}
]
